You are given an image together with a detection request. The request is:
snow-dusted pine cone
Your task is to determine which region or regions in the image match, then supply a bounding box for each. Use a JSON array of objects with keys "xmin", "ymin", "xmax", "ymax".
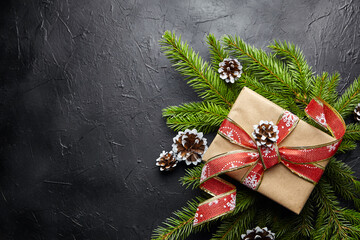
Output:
[
  {"xmin": 241, "ymin": 226, "xmax": 275, "ymax": 240},
  {"xmin": 354, "ymin": 103, "xmax": 360, "ymax": 122},
  {"xmin": 218, "ymin": 58, "xmax": 242, "ymax": 83},
  {"xmin": 252, "ymin": 120, "xmax": 279, "ymax": 148},
  {"xmin": 172, "ymin": 129, "xmax": 207, "ymax": 165},
  {"xmin": 156, "ymin": 151, "xmax": 178, "ymax": 171}
]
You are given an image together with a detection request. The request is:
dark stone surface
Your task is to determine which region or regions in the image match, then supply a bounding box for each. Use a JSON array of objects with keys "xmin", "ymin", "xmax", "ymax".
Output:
[{"xmin": 0, "ymin": 0, "xmax": 360, "ymax": 239}]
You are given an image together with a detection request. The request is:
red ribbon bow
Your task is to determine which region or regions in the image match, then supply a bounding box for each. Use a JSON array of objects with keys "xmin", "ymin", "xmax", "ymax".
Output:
[{"xmin": 193, "ymin": 98, "xmax": 345, "ymax": 226}]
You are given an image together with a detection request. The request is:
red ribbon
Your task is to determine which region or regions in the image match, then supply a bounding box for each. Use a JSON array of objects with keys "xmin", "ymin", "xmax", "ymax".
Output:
[{"xmin": 193, "ymin": 98, "xmax": 345, "ymax": 226}]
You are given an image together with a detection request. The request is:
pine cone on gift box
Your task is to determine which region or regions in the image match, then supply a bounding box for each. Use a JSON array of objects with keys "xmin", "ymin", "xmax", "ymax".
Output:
[
  {"xmin": 218, "ymin": 58, "xmax": 243, "ymax": 83},
  {"xmin": 252, "ymin": 120, "xmax": 279, "ymax": 148},
  {"xmin": 172, "ymin": 129, "xmax": 207, "ymax": 165},
  {"xmin": 241, "ymin": 226, "xmax": 275, "ymax": 240},
  {"xmin": 156, "ymin": 151, "xmax": 178, "ymax": 171},
  {"xmin": 354, "ymin": 103, "xmax": 360, "ymax": 122}
]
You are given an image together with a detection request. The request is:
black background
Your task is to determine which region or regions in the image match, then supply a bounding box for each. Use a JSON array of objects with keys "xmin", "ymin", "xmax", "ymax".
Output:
[{"xmin": 1, "ymin": 0, "xmax": 360, "ymax": 239}]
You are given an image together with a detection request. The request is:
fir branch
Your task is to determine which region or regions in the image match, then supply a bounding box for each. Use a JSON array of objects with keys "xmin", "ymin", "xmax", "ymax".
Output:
[
  {"xmin": 277, "ymin": 201, "xmax": 315, "ymax": 240},
  {"xmin": 211, "ymin": 207, "xmax": 256, "ymax": 240},
  {"xmin": 180, "ymin": 163, "xmax": 203, "ymax": 189},
  {"xmin": 343, "ymin": 208, "xmax": 360, "ymax": 226},
  {"xmin": 160, "ymin": 31, "xmax": 237, "ymax": 107},
  {"xmin": 151, "ymin": 197, "xmax": 209, "ymax": 240},
  {"xmin": 337, "ymin": 140, "xmax": 357, "ymax": 153},
  {"xmin": 335, "ymin": 76, "xmax": 360, "ymax": 118},
  {"xmin": 311, "ymin": 72, "xmax": 340, "ymax": 105},
  {"xmin": 268, "ymin": 40, "xmax": 313, "ymax": 96},
  {"xmin": 230, "ymin": 187, "xmax": 257, "ymax": 216},
  {"xmin": 344, "ymin": 123, "xmax": 360, "ymax": 141},
  {"xmin": 206, "ymin": 34, "xmax": 229, "ymax": 70},
  {"xmin": 313, "ymin": 179, "xmax": 355, "ymax": 240},
  {"xmin": 223, "ymin": 35, "xmax": 307, "ymax": 105},
  {"xmin": 324, "ymin": 158, "xmax": 357, "ymax": 202},
  {"xmin": 162, "ymin": 101, "xmax": 229, "ymax": 134}
]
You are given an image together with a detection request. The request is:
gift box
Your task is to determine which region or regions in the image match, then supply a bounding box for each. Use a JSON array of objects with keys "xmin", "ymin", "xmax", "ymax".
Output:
[{"xmin": 195, "ymin": 87, "xmax": 345, "ymax": 225}]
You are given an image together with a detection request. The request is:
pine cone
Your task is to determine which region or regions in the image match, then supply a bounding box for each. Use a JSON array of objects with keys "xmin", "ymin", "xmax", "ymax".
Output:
[
  {"xmin": 354, "ymin": 103, "xmax": 360, "ymax": 121},
  {"xmin": 172, "ymin": 129, "xmax": 207, "ymax": 165},
  {"xmin": 156, "ymin": 151, "xmax": 178, "ymax": 171},
  {"xmin": 218, "ymin": 58, "xmax": 243, "ymax": 83},
  {"xmin": 252, "ymin": 120, "xmax": 279, "ymax": 147},
  {"xmin": 241, "ymin": 226, "xmax": 275, "ymax": 240}
]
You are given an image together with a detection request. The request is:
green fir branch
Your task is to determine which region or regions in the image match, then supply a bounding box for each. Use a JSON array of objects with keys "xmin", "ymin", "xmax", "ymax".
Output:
[
  {"xmin": 268, "ymin": 40, "xmax": 313, "ymax": 96},
  {"xmin": 277, "ymin": 201, "xmax": 315, "ymax": 239},
  {"xmin": 324, "ymin": 158, "xmax": 357, "ymax": 202},
  {"xmin": 160, "ymin": 31, "xmax": 237, "ymax": 107},
  {"xmin": 151, "ymin": 197, "xmax": 209, "ymax": 240},
  {"xmin": 163, "ymin": 101, "xmax": 229, "ymax": 134},
  {"xmin": 223, "ymin": 35, "xmax": 307, "ymax": 105},
  {"xmin": 337, "ymin": 140, "xmax": 357, "ymax": 153},
  {"xmin": 335, "ymin": 76, "xmax": 360, "ymax": 118},
  {"xmin": 313, "ymin": 179, "xmax": 356, "ymax": 239},
  {"xmin": 311, "ymin": 72, "xmax": 340, "ymax": 105},
  {"xmin": 211, "ymin": 207, "xmax": 256, "ymax": 240},
  {"xmin": 180, "ymin": 163, "xmax": 203, "ymax": 189},
  {"xmin": 206, "ymin": 34, "xmax": 229, "ymax": 70},
  {"xmin": 344, "ymin": 123, "xmax": 360, "ymax": 141}
]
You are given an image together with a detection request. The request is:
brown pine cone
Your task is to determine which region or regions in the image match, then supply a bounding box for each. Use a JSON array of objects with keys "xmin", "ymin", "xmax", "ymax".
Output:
[
  {"xmin": 172, "ymin": 129, "xmax": 207, "ymax": 165},
  {"xmin": 354, "ymin": 103, "xmax": 360, "ymax": 121},
  {"xmin": 241, "ymin": 226, "xmax": 275, "ymax": 240},
  {"xmin": 156, "ymin": 151, "xmax": 177, "ymax": 171},
  {"xmin": 218, "ymin": 58, "xmax": 242, "ymax": 83},
  {"xmin": 252, "ymin": 121, "xmax": 279, "ymax": 148}
]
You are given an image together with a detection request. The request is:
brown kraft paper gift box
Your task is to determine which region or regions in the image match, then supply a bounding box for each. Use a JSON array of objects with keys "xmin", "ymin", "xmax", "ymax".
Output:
[{"xmin": 202, "ymin": 87, "xmax": 336, "ymax": 214}]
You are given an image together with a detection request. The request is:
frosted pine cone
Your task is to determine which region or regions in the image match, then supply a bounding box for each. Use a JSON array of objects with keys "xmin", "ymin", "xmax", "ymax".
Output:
[
  {"xmin": 156, "ymin": 151, "xmax": 178, "ymax": 171},
  {"xmin": 252, "ymin": 120, "xmax": 279, "ymax": 147},
  {"xmin": 172, "ymin": 129, "xmax": 207, "ymax": 165},
  {"xmin": 354, "ymin": 103, "xmax": 360, "ymax": 122},
  {"xmin": 218, "ymin": 58, "xmax": 242, "ymax": 83},
  {"xmin": 241, "ymin": 226, "xmax": 275, "ymax": 240}
]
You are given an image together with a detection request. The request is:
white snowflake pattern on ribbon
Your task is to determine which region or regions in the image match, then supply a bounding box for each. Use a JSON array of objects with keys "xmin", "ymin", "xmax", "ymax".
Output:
[
  {"xmin": 327, "ymin": 142, "xmax": 339, "ymax": 152},
  {"xmin": 194, "ymin": 213, "xmax": 199, "ymax": 225},
  {"xmin": 316, "ymin": 113, "xmax": 327, "ymax": 126},
  {"xmin": 225, "ymin": 129, "xmax": 234, "ymax": 139},
  {"xmin": 225, "ymin": 193, "xmax": 236, "ymax": 210},
  {"xmin": 262, "ymin": 145, "xmax": 276, "ymax": 157},
  {"xmin": 208, "ymin": 199, "xmax": 219, "ymax": 206},
  {"xmin": 283, "ymin": 111, "xmax": 297, "ymax": 127},
  {"xmin": 247, "ymin": 152, "xmax": 258, "ymax": 159},
  {"xmin": 220, "ymin": 127, "xmax": 241, "ymax": 143},
  {"xmin": 243, "ymin": 172, "xmax": 260, "ymax": 190},
  {"xmin": 200, "ymin": 165, "xmax": 209, "ymax": 182}
]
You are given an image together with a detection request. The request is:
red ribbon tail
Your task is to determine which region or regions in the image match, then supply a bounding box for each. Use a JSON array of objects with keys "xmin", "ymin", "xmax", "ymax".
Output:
[{"xmin": 194, "ymin": 177, "xmax": 236, "ymax": 226}]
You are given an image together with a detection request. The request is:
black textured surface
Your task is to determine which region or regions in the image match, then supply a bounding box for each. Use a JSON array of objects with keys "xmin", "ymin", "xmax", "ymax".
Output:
[{"xmin": 1, "ymin": 0, "xmax": 360, "ymax": 239}]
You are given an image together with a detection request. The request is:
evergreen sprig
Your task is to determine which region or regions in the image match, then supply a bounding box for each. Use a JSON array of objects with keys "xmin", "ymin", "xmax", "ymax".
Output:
[
  {"xmin": 206, "ymin": 34, "xmax": 229, "ymax": 70},
  {"xmin": 163, "ymin": 101, "xmax": 229, "ymax": 134},
  {"xmin": 160, "ymin": 31, "xmax": 237, "ymax": 108},
  {"xmin": 335, "ymin": 76, "xmax": 360, "ymax": 118},
  {"xmin": 223, "ymin": 35, "xmax": 305, "ymax": 105},
  {"xmin": 268, "ymin": 40, "xmax": 313, "ymax": 96},
  {"xmin": 344, "ymin": 123, "xmax": 360, "ymax": 141},
  {"xmin": 153, "ymin": 32, "xmax": 360, "ymax": 240},
  {"xmin": 311, "ymin": 72, "xmax": 340, "ymax": 106},
  {"xmin": 152, "ymin": 197, "xmax": 209, "ymax": 240}
]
